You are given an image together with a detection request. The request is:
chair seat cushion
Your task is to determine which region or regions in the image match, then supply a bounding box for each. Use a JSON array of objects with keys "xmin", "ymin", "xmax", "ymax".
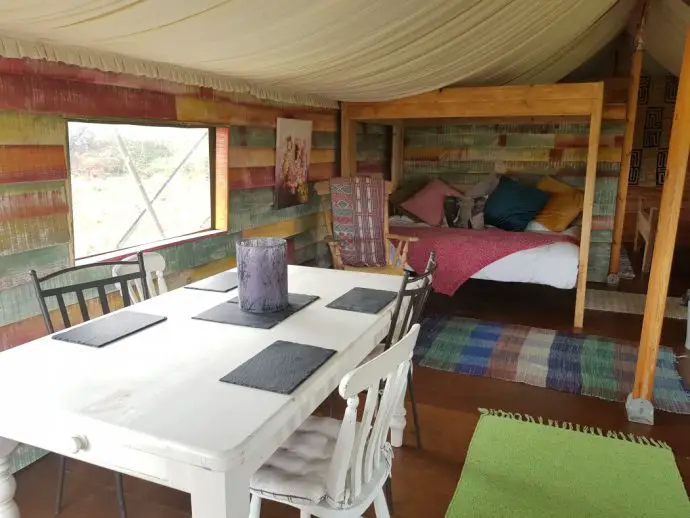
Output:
[{"xmin": 250, "ymin": 416, "xmax": 342, "ymax": 505}]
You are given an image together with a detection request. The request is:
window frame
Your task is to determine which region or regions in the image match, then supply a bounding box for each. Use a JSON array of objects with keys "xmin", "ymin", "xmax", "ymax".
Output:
[{"xmin": 64, "ymin": 118, "xmax": 227, "ymax": 265}]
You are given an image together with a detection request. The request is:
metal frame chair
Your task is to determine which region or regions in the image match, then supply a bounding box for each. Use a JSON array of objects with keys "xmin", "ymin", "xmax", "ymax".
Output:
[
  {"xmin": 383, "ymin": 251, "xmax": 437, "ymax": 450},
  {"xmin": 29, "ymin": 252, "xmax": 149, "ymax": 518}
]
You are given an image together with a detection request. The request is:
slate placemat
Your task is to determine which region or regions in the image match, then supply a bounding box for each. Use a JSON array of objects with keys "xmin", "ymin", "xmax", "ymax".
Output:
[
  {"xmin": 220, "ymin": 341, "xmax": 336, "ymax": 394},
  {"xmin": 326, "ymin": 287, "xmax": 397, "ymax": 314},
  {"xmin": 52, "ymin": 311, "xmax": 167, "ymax": 348},
  {"xmin": 193, "ymin": 293, "xmax": 319, "ymax": 329},
  {"xmin": 184, "ymin": 271, "xmax": 238, "ymax": 293}
]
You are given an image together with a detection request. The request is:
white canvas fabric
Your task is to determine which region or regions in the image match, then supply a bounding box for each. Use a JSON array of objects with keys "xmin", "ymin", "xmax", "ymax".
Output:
[
  {"xmin": 0, "ymin": 0, "xmax": 637, "ymax": 106},
  {"xmin": 645, "ymin": 0, "xmax": 690, "ymax": 76}
]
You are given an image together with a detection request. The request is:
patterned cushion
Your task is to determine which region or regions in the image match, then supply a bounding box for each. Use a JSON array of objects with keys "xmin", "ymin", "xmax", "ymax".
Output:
[{"xmin": 400, "ymin": 179, "xmax": 462, "ymax": 226}]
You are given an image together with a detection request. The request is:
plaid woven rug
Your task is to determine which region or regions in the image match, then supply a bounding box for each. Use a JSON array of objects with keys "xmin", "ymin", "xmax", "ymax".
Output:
[
  {"xmin": 415, "ymin": 315, "xmax": 690, "ymax": 414},
  {"xmin": 330, "ymin": 176, "xmax": 386, "ymax": 267}
]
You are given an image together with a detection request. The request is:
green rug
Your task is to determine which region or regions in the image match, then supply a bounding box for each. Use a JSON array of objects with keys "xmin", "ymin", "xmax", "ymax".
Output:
[{"xmin": 447, "ymin": 409, "xmax": 690, "ymax": 517}]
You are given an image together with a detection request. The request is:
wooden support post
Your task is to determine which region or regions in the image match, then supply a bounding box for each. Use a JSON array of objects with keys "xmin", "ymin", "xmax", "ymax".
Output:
[
  {"xmin": 340, "ymin": 105, "xmax": 357, "ymax": 177},
  {"xmin": 609, "ymin": 0, "xmax": 649, "ymax": 277},
  {"xmin": 390, "ymin": 121, "xmax": 404, "ymax": 190},
  {"xmin": 573, "ymin": 84, "xmax": 604, "ymax": 329},
  {"xmin": 214, "ymin": 127, "xmax": 230, "ymax": 232},
  {"xmin": 629, "ymin": 28, "xmax": 690, "ymax": 423}
]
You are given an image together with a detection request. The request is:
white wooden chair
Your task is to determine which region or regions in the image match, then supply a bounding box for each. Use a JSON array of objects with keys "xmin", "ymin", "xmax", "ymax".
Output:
[
  {"xmin": 249, "ymin": 324, "xmax": 421, "ymax": 518},
  {"xmin": 112, "ymin": 251, "xmax": 168, "ymax": 302}
]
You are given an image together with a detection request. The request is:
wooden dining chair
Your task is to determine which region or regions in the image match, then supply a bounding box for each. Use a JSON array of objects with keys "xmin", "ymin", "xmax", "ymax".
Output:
[
  {"xmin": 382, "ymin": 251, "xmax": 437, "ymax": 451},
  {"xmin": 248, "ymin": 324, "xmax": 421, "ymax": 518},
  {"xmin": 29, "ymin": 252, "xmax": 149, "ymax": 518},
  {"xmin": 315, "ymin": 176, "xmax": 417, "ymax": 275},
  {"xmin": 112, "ymin": 251, "xmax": 168, "ymax": 302}
]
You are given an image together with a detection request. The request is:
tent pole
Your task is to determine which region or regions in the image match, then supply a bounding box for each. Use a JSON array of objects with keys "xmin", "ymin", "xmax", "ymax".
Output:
[
  {"xmin": 627, "ymin": 28, "xmax": 690, "ymax": 425},
  {"xmin": 609, "ymin": 0, "xmax": 650, "ymax": 278}
]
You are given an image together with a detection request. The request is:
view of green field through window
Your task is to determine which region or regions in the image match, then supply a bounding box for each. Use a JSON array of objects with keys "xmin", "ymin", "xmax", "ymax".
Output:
[{"xmin": 67, "ymin": 122, "xmax": 212, "ymax": 259}]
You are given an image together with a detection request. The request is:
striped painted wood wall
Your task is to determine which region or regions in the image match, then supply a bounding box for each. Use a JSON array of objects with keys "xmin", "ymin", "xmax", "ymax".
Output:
[
  {"xmin": 0, "ymin": 59, "xmax": 338, "ymax": 345},
  {"xmin": 0, "ymin": 57, "xmax": 338, "ymax": 472},
  {"xmin": 402, "ymin": 120, "xmax": 626, "ymax": 282}
]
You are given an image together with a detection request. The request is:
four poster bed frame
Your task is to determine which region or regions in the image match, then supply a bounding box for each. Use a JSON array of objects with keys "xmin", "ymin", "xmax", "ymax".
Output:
[{"xmin": 339, "ymin": 82, "xmax": 610, "ymax": 329}]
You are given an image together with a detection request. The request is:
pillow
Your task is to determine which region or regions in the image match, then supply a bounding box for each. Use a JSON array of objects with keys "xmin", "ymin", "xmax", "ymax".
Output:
[
  {"xmin": 400, "ymin": 178, "xmax": 462, "ymax": 226},
  {"xmin": 534, "ymin": 177, "xmax": 584, "ymax": 232},
  {"xmin": 484, "ymin": 176, "xmax": 550, "ymax": 231}
]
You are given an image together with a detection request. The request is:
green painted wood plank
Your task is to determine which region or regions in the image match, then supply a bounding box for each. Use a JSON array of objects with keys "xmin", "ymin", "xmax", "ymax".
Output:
[
  {"xmin": 0, "ymin": 244, "xmax": 70, "ymax": 290},
  {"xmin": 229, "ymin": 127, "xmax": 335, "ymax": 149}
]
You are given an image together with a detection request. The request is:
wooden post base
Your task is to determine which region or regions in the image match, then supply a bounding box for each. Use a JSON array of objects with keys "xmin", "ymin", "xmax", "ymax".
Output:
[{"xmin": 625, "ymin": 393, "xmax": 654, "ymax": 425}]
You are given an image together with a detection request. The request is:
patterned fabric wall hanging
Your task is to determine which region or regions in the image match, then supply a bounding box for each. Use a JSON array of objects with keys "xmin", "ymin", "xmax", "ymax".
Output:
[{"xmin": 631, "ymin": 75, "xmax": 678, "ymax": 186}]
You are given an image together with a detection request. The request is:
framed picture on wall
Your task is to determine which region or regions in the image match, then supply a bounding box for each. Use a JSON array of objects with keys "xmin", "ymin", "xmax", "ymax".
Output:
[{"xmin": 275, "ymin": 118, "xmax": 313, "ymax": 209}]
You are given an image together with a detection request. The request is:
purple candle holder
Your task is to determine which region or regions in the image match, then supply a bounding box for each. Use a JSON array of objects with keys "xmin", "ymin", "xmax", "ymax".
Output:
[{"xmin": 236, "ymin": 237, "xmax": 288, "ymax": 313}]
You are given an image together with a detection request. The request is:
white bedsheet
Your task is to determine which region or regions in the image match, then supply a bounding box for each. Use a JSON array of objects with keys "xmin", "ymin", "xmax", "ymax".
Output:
[
  {"xmin": 471, "ymin": 240, "xmax": 579, "ymax": 289},
  {"xmin": 472, "ymin": 221, "xmax": 580, "ymax": 289}
]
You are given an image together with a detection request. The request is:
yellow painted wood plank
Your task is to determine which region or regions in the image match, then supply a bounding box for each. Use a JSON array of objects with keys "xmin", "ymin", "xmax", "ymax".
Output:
[
  {"xmin": 242, "ymin": 214, "xmax": 320, "ymax": 239},
  {"xmin": 165, "ymin": 256, "xmax": 237, "ymax": 290},
  {"xmin": 0, "ymin": 112, "xmax": 66, "ymax": 146},
  {"xmin": 229, "ymin": 148, "xmax": 334, "ymax": 168},
  {"xmin": 176, "ymin": 97, "xmax": 338, "ymax": 131},
  {"xmin": 0, "ymin": 215, "xmax": 70, "ymax": 256}
]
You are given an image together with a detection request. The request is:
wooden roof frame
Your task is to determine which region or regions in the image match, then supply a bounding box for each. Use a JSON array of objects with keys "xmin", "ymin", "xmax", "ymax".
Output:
[{"xmin": 339, "ymin": 82, "xmax": 606, "ymax": 329}]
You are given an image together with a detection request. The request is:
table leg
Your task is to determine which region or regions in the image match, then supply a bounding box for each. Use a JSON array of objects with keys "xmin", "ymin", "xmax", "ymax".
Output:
[
  {"xmin": 0, "ymin": 439, "xmax": 19, "ymax": 518},
  {"xmin": 190, "ymin": 468, "xmax": 249, "ymax": 518}
]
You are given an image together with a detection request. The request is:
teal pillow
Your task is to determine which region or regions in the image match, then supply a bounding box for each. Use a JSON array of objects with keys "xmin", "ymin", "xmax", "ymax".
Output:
[{"xmin": 484, "ymin": 176, "xmax": 549, "ymax": 231}]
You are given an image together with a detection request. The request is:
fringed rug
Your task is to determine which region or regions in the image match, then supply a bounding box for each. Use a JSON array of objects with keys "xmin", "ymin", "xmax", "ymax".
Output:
[
  {"xmin": 446, "ymin": 409, "xmax": 690, "ymax": 517},
  {"xmin": 415, "ymin": 316, "xmax": 690, "ymax": 414},
  {"xmin": 586, "ymin": 289, "xmax": 686, "ymax": 320}
]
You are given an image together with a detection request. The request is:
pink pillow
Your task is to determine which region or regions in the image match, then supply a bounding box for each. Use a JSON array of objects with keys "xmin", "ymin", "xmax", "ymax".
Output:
[{"xmin": 400, "ymin": 179, "xmax": 462, "ymax": 226}]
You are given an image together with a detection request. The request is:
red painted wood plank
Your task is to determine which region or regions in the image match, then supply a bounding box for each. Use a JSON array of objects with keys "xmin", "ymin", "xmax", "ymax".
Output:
[
  {"xmin": 0, "ymin": 57, "xmax": 200, "ymax": 96},
  {"xmin": 0, "ymin": 315, "xmax": 46, "ymax": 351},
  {"xmin": 0, "ymin": 189, "xmax": 68, "ymax": 221},
  {"xmin": 229, "ymin": 166, "xmax": 275, "ymax": 190},
  {"xmin": 0, "ymin": 145, "xmax": 67, "ymax": 183},
  {"xmin": 229, "ymin": 162, "xmax": 336, "ymax": 190},
  {"xmin": 356, "ymin": 160, "xmax": 387, "ymax": 173},
  {"xmin": 0, "ymin": 73, "xmax": 178, "ymax": 120}
]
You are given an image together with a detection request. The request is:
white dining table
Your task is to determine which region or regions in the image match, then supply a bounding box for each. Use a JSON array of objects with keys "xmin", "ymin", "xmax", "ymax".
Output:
[{"xmin": 0, "ymin": 265, "xmax": 408, "ymax": 518}]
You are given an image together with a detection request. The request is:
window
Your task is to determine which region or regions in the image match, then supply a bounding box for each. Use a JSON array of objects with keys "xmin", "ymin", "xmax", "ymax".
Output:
[{"xmin": 67, "ymin": 122, "xmax": 213, "ymax": 259}]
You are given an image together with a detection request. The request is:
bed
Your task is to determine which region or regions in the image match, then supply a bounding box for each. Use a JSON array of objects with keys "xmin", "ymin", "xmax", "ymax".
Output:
[
  {"xmin": 390, "ymin": 216, "xmax": 580, "ymax": 292},
  {"xmin": 339, "ymin": 82, "xmax": 606, "ymax": 328}
]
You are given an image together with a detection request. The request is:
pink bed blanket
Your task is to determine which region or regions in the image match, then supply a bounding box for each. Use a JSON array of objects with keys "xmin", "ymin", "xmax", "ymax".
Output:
[{"xmin": 392, "ymin": 226, "xmax": 575, "ymax": 295}]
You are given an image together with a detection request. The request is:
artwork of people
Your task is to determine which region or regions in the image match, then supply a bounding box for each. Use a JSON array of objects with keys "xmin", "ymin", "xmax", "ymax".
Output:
[{"xmin": 275, "ymin": 118, "xmax": 313, "ymax": 208}]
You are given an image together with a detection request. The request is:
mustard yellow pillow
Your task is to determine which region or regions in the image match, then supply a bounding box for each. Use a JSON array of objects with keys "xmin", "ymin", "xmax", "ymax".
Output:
[{"xmin": 534, "ymin": 177, "xmax": 584, "ymax": 231}]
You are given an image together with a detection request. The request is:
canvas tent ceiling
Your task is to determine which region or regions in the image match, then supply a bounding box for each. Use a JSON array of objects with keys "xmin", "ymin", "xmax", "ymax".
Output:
[{"xmin": 0, "ymin": 1, "xmax": 681, "ymax": 108}]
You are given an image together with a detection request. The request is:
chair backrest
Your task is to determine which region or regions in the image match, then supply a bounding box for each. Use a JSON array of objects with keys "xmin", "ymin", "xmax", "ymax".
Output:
[
  {"xmin": 112, "ymin": 251, "xmax": 168, "ymax": 302},
  {"xmin": 315, "ymin": 176, "xmax": 397, "ymax": 268},
  {"xmin": 326, "ymin": 324, "xmax": 421, "ymax": 505},
  {"xmin": 30, "ymin": 252, "xmax": 149, "ymax": 334},
  {"xmin": 383, "ymin": 251, "xmax": 437, "ymax": 349}
]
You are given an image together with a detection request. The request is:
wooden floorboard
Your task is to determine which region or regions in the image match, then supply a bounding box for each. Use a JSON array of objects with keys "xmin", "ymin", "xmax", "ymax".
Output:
[{"xmin": 12, "ymin": 242, "xmax": 690, "ymax": 517}]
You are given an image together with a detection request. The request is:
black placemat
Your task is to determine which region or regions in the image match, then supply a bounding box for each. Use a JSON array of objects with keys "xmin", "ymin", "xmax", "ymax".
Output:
[
  {"xmin": 184, "ymin": 271, "xmax": 238, "ymax": 293},
  {"xmin": 220, "ymin": 341, "xmax": 336, "ymax": 394},
  {"xmin": 193, "ymin": 293, "xmax": 319, "ymax": 329},
  {"xmin": 326, "ymin": 287, "xmax": 397, "ymax": 314},
  {"xmin": 52, "ymin": 311, "xmax": 167, "ymax": 348}
]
